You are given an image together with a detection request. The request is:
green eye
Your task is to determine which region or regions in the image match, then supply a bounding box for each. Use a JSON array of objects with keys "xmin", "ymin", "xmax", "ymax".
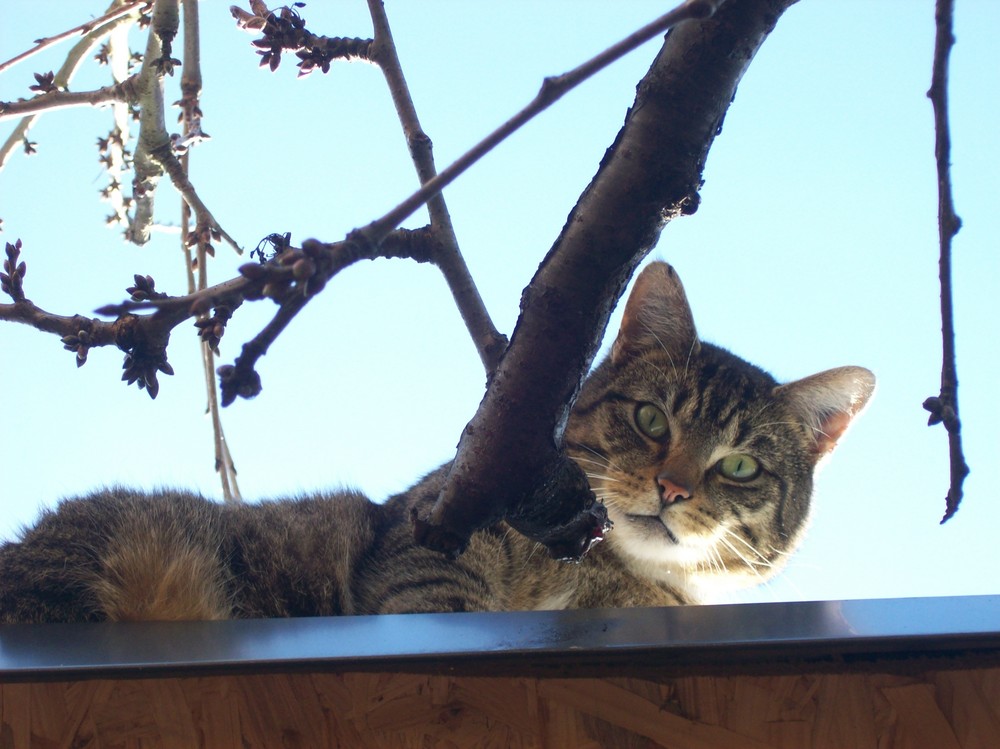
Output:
[
  {"xmin": 717, "ymin": 453, "xmax": 760, "ymax": 481},
  {"xmin": 635, "ymin": 403, "xmax": 668, "ymax": 440}
]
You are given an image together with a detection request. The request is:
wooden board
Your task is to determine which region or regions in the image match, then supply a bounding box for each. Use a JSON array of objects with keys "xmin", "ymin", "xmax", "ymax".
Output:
[{"xmin": 3, "ymin": 666, "xmax": 998, "ymax": 748}]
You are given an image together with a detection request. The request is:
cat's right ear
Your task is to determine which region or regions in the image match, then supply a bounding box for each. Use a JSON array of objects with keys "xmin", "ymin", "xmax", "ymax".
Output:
[
  {"xmin": 612, "ymin": 262, "xmax": 699, "ymax": 365},
  {"xmin": 776, "ymin": 366, "xmax": 876, "ymax": 458}
]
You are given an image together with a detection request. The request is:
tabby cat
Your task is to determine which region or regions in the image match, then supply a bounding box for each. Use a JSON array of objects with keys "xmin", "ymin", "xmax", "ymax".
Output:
[{"xmin": 0, "ymin": 262, "xmax": 874, "ymax": 623}]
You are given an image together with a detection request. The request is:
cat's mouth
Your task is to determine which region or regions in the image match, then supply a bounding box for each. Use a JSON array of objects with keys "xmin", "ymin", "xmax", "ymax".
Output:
[{"xmin": 625, "ymin": 513, "xmax": 680, "ymax": 544}]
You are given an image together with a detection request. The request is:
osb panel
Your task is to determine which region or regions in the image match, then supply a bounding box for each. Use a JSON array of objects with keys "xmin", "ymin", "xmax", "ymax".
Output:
[{"xmin": 2, "ymin": 667, "xmax": 999, "ymax": 749}]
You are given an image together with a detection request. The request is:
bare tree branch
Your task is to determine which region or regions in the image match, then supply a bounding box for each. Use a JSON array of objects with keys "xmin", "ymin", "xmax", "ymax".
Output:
[
  {"xmin": 2, "ymin": 240, "xmax": 184, "ymax": 396},
  {"xmin": 124, "ymin": 8, "xmax": 169, "ymax": 245},
  {"xmin": 230, "ymin": 1, "xmax": 723, "ymax": 376},
  {"xmin": 366, "ymin": 0, "xmax": 506, "ymax": 373},
  {"xmin": 97, "ymin": 17, "xmax": 136, "ymax": 227},
  {"xmin": 0, "ymin": 6, "xmax": 141, "ymax": 170},
  {"xmin": 168, "ymin": 0, "xmax": 718, "ymax": 405},
  {"xmin": 416, "ymin": 0, "xmax": 801, "ymax": 559},
  {"xmin": 0, "ymin": 0, "xmax": 148, "ymax": 76},
  {"xmin": 230, "ymin": 3, "xmax": 373, "ymax": 74},
  {"xmin": 175, "ymin": 0, "xmax": 241, "ymax": 502},
  {"xmin": 353, "ymin": 0, "xmax": 722, "ymax": 249},
  {"xmin": 0, "ymin": 228, "xmax": 430, "ymax": 408},
  {"xmin": 0, "ymin": 74, "xmax": 141, "ymax": 121},
  {"xmin": 228, "ymin": 1, "xmax": 506, "ymax": 372},
  {"xmin": 923, "ymin": 0, "xmax": 969, "ymax": 523},
  {"xmin": 157, "ymin": 150, "xmax": 241, "ymax": 253}
]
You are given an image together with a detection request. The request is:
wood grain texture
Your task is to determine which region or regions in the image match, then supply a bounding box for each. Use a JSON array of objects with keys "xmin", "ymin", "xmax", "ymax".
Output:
[{"xmin": 3, "ymin": 666, "xmax": 999, "ymax": 748}]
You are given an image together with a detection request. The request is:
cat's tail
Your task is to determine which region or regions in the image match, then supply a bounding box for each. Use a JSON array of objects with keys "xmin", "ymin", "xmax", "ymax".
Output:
[{"xmin": 0, "ymin": 488, "xmax": 231, "ymax": 623}]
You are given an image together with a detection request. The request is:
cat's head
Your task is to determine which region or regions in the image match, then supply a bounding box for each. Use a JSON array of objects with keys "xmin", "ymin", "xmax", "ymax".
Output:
[{"xmin": 565, "ymin": 262, "xmax": 874, "ymax": 600}]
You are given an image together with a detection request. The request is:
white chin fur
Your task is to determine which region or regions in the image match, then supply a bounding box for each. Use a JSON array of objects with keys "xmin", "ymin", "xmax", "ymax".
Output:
[
  {"xmin": 608, "ymin": 510, "xmax": 774, "ymax": 599},
  {"xmin": 607, "ymin": 510, "xmax": 718, "ymax": 579}
]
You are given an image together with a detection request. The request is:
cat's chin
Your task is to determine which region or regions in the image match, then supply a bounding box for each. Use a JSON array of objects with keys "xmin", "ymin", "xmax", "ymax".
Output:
[
  {"xmin": 624, "ymin": 513, "xmax": 681, "ymax": 544},
  {"xmin": 608, "ymin": 511, "xmax": 718, "ymax": 571}
]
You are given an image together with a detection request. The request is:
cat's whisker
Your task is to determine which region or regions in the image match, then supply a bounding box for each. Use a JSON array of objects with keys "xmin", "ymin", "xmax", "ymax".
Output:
[
  {"xmin": 522, "ymin": 542, "xmax": 544, "ymax": 568},
  {"xmin": 572, "ymin": 455, "xmax": 612, "ymax": 469},
  {"xmin": 766, "ymin": 544, "xmax": 796, "ymax": 559},
  {"xmin": 723, "ymin": 529, "xmax": 774, "ymax": 567},
  {"xmin": 683, "ymin": 337, "xmax": 697, "ymax": 377},
  {"xmin": 584, "ymin": 472, "xmax": 621, "ymax": 485},
  {"xmin": 571, "ymin": 444, "xmax": 625, "ymax": 475},
  {"xmin": 754, "ymin": 420, "xmax": 801, "ymax": 430},
  {"xmin": 702, "ymin": 554, "xmax": 717, "ymax": 578},
  {"xmin": 592, "ymin": 491, "xmax": 620, "ymax": 502},
  {"xmin": 703, "ymin": 547, "xmax": 726, "ymax": 578},
  {"xmin": 756, "ymin": 418, "xmax": 837, "ymax": 443},
  {"xmin": 712, "ymin": 549, "xmax": 729, "ymax": 578},
  {"xmin": 639, "ymin": 322, "xmax": 679, "ymax": 379},
  {"xmin": 496, "ymin": 527, "xmax": 516, "ymax": 566},
  {"xmin": 717, "ymin": 536, "xmax": 768, "ymax": 578}
]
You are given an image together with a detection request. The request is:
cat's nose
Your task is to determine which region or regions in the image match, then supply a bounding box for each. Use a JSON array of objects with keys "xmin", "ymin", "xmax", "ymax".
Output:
[{"xmin": 657, "ymin": 474, "xmax": 691, "ymax": 504}]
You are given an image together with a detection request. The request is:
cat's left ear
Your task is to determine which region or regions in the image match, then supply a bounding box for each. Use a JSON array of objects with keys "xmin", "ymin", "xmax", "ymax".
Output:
[
  {"xmin": 612, "ymin": 262, "xmax": 700, "ymax": 365},
  {"xmin": 775, "ymin": 366, "xmax": 876, "ymax": 458}
]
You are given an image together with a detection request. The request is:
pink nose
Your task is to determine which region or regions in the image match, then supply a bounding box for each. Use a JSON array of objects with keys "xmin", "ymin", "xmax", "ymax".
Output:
[{"xmin": 657, "ymin": 475, "xmax": 691, "ymax": 504}]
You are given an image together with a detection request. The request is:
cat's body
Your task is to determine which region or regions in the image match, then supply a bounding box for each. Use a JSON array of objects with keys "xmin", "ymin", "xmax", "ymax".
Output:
[{"xmin": 0, "ymin": 263, "xmax": 875, "ymax": 623}]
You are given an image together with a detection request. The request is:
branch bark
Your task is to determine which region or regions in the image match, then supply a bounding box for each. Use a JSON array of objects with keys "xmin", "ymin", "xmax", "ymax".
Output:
[{"xmin": 416, "ymin": 0, "xmax": 800, "ymax": 559}]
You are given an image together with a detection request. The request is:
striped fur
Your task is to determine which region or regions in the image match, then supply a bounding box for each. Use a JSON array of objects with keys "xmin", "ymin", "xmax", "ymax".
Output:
[{"xmin": 0, "ymin": 263, "xmax": 874, "ymax": 622}]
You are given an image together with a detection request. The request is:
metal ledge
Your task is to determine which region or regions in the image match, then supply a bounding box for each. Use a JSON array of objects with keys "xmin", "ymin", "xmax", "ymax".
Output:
[{"xmin": 2, "ymin": 596, "xmax": 999, "ymax": 683}]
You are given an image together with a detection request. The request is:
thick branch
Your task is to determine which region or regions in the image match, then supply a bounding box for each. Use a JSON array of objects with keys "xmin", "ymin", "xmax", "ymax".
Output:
[
  {"xmin": 923, "ymin": 0, "xmax": 968, "ymax": 523},
  {"xmin": 125, "ymin": 12, "xmax": 169, "ymax": 245},
  {"xmin": 417, "ymin": 0, "xmax": 800, "ymax": 558}
]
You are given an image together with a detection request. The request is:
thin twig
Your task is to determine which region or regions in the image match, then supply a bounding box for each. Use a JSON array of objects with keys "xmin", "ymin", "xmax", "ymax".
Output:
[
  {"xmin": 2, "ymin": 241, "xmax": 188, "ymax": 398},
  {"xmin": 0, "ymin": 10, "xmax": 139, "ymax": 170},
  {"xmin": 156, "ymin": 148, "xmax": 241, "ymax": 254},
  {"xmin": 229, "ymin": 0, "xmax": 504, "ymax": 370},
  {"xmin": 100, "ymin": 14, "xmax": 135, "ymax": 227},
  {"xmin": 230, "ymin": 3, "xmax": 372, "ymax": 74},
  {"xmin": 0, "ymin": 75, "xmax": 141, "ymax": 121},
  {"xmin": 178, "ymin": 0, "xmax": 241, "ymax": 501},
  {"xmin": 366, "ymin": 0, "xmax": 506, "ymax": 373},
  {"xmin": 356, "ymin": 0, "xmax": 720, "ymax": 247},
  {"xmin": 7, "ymin": 0, "xmax": 718, "ymax": 417},
  {"xmin": 924, "ymin": 0, "xmax": 969, "ymax": 523},
  {"xmin": 0, "ymin": 0, "xmax": 148, "ymax": 76}
]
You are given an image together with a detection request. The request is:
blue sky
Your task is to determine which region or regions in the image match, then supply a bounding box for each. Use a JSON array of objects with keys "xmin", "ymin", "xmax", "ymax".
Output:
[{"xmin": 1, "ymin": 1, "xmax": 998, "ymax": 604}]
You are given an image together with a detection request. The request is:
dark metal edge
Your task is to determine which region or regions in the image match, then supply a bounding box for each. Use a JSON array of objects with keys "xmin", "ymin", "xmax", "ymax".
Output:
[{"xmin": 1, "ymin": 595, "xmax": 998, "ymax": 683}]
